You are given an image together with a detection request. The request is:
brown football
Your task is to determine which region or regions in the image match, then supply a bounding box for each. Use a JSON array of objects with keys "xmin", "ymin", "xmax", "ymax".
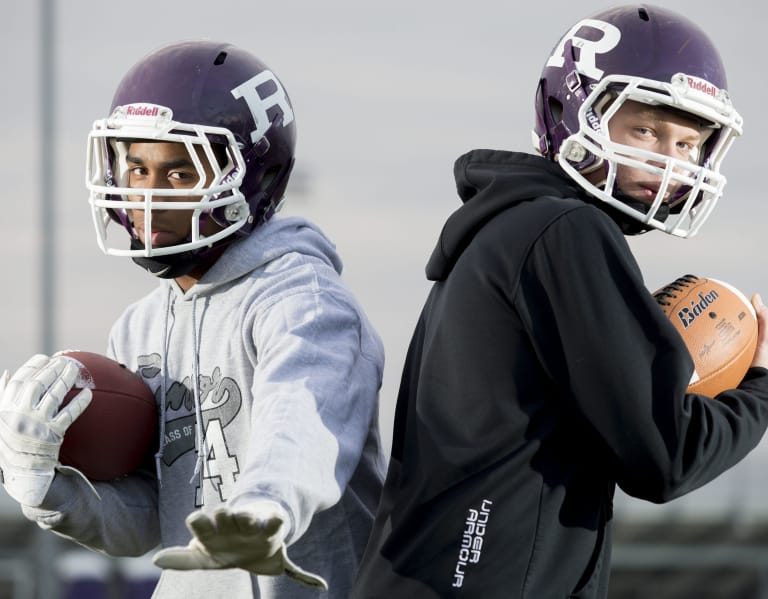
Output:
[
  {"xmin": 653, "ymin": 275, "xmax": 758, "ymax": 397},
  {"xmin": 57, "ymin": 350, "xmax": 158, "ymax": 480}
]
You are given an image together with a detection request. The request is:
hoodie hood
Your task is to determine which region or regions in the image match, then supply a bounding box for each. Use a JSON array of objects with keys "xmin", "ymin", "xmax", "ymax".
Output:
[
  {"xmin": 184, "ymin": 215, "xmax": 343, "ymax": 298},
  {"xmin": 426, "ymin": 150, "xmax": 583, "ymax": 281}
]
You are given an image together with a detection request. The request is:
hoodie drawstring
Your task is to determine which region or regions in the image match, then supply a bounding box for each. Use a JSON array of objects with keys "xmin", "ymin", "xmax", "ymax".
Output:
[
  {"xmin": 189, "ymin": 294, "xmax": 206, "ymax": 493},
  {"xmin": 154, "ymin": 286, "xmax": 173, "ymax": 486},
  {"xmin": 153, "ymin": 287, "xmax": 207, "ymax": 498}
]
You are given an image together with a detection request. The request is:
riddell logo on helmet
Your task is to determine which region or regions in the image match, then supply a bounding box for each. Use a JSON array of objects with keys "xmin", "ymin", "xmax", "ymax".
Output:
[
  {"xmin": 677, "ymin": 288, "xmax": 720, "ymax": 329},
  {"xmin": 126, "ymin": 105, "xmax": 159, "ymax": 117},
  {"xmin": 585, "ymin": 108, "xmax": 601, "ymax": 132},
  {"xmin": 686, "ymin": 76, "xmax": 719, "ymax": 98}
]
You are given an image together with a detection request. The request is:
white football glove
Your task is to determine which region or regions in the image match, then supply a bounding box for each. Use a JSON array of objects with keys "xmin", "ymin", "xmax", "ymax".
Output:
[
  {"xmin": 153, "ymin": 500, "xmax": 328, "ymax": 590},
  {"xmin": 0, "ymin": 354, "xmax": 92, "ymax": 506}
]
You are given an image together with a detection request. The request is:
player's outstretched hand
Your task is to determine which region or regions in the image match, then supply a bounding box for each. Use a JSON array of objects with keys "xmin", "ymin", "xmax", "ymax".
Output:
[
  {"xmin": 153, "ymin": 500, "xmax": 328, "ymax": 590},
  {"xmin": 0, "ymin": 354, "xmax": 92, "ymax": 506},
  {"xmin": 751, "ymin": 294, "xmax": 768, "ymax": 369}
]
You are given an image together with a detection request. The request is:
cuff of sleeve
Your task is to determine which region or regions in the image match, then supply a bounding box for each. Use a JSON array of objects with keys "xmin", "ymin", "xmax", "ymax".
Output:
[{"xmin": 744, "ymin": 366, "xmax": 768, "ymax": 381}]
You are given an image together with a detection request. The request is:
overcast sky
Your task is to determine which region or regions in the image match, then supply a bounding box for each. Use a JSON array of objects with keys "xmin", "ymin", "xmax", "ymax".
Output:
[{"xmin": 1, "ymin": 0, "xmax": 767, "ymax": 520}]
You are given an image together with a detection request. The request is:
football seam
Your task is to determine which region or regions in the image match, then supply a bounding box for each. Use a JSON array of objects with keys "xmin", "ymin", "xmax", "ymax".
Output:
[{"xmin": 73, "ymin": 389, "xmax": 155, "ymax": 404}]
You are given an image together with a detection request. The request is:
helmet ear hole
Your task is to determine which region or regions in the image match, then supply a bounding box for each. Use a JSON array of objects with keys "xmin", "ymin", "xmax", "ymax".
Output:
[
  {"xmin": 250, "ymin": 161, "xmax": 294, "ymax": 225},
  {"xmin": 259, "ymin": 165, "xmax": 281, "ymax": 192},
  {"xmin": 548, "ymin": 97, "xmax": 564, "ymax": 125}
]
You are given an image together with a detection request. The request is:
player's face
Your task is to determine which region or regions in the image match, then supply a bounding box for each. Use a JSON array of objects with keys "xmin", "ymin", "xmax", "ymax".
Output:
[
  {"xmin": 125, "ymin": 141, "xmax": 218, "ymax": 247},
  {"xmin": 602, "ymin": 100, "xmax": 712, "ymax": 205}
]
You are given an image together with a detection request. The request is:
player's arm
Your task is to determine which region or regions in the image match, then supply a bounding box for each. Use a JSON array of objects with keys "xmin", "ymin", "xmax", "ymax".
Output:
[
  {"xmin": 522, "ymin": 206, "xmax": 768, "ymax": 501},
  {"xmin": 153, "ymin": 268, "xmax": 383, "ymax": 587},
  {"xmin": 21, "ymin": 465, "xmax": 160, "ymax": 557},
  {"xmin": 0, "ymin": 354, "xmax": 160, "ymax": 556}
]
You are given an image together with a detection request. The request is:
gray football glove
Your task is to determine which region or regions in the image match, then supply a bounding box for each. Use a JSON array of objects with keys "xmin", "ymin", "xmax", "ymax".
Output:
[
  {"xmin": 153, "ymin": 500, "xmax": 328, "ymax": 590},
  {"xmin": 0, "ymin": 354, "xmax": 92, "ymax": 506}
]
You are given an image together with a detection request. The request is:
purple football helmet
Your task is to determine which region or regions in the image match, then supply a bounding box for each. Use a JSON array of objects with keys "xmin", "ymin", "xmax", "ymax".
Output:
[
  {"xmin": 533, "ymin": 5, "xmax": 743, "ymax": 237},
  {"xmin": 86, "ymin": 41, "xmax": 296, "ymax": 276}
]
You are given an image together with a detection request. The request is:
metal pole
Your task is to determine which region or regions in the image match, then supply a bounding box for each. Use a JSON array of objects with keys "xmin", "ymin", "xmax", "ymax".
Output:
[
  {"xmin": 37, "ymin": 2, "xmax": 60, "ymax": 598},
  {"xmin": 40, "ymin": 0, "xmax": 55, "ymax": 353}
]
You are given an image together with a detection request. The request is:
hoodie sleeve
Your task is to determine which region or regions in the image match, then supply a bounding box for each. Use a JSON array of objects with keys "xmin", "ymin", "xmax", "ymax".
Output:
[
  {"xmin": 20, "ymin": 465, "xmax": 160, "ymax": 556},
  {"xmin": 518, "ymin": 204, "xmax": 768, "ymax": 502},
  {"xmin": 17, "ymin": 310, "xmax": 163, "ymax": 557},
  {"xmin": 227, "ymin": 262, "xmax": 385, "ymax": 543}
]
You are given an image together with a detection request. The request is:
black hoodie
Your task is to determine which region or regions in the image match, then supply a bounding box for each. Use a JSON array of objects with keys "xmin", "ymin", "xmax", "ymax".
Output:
[{"xmin": 352, "ymin": 150, "xmax": 768, "ymax": 598}]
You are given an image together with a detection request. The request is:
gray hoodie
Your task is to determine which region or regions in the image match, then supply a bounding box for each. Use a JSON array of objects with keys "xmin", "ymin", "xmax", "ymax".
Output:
[{"xmin": 23, "ymin": 215, "xmax": 387, "ymax": 598}]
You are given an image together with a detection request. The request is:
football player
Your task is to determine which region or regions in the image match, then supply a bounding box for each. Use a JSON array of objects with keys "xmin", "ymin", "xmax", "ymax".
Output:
[
  {"xmin": 351, "ymin": 5, "xmax": 768, "ymax": 598},
  {"xmin": 0, "ymin": 41, "xmax": 386, "ymax": 599}
]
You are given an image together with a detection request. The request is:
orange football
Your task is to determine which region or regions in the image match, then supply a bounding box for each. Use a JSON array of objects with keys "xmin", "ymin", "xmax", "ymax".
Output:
[{"xmin": 653, "ymin": 274, "xmax": 758, "ymax": 397}]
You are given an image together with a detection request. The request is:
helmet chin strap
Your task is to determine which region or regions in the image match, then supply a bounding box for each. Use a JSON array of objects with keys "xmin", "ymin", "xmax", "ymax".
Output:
[
  {"xmin": 127, "ymin": 211, "xmax": 235, "ymax": 279},
  {"xmin": 587, "ymin": 188, "xmax": 672, "ymax": 236},
  {"xmin": 129, "ymin": 238, "xmax": 233, "ymax": 279},
  {"xmin": 129, "ymin": 238, "xmax": 204, "ymax": 278},
  {"xmin": 585, "ymin": 165, "xmax": 672, "ymax": 235}
]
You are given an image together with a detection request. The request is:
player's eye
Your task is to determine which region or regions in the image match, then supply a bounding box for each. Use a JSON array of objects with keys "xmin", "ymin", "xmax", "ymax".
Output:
[
  {"xmin": 169, "ymin": 170, "xmax": 198, "ymax": 183},
  {"xmin": 128, "ymin": 166, "xmax": 148, "ymax": 177}
]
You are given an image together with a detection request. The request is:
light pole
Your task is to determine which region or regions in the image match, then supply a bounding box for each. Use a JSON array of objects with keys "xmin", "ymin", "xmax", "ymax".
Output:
[
  {"xmin": 40, "ymin": 0, "xmax": 55, "ymax": 353},
  {"xmin": 37, "ymin": 1, "xmax": 60, "ymax": 598}
]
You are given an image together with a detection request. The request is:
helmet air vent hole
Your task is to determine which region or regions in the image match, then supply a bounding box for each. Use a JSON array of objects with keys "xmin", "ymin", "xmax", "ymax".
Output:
[
  {"xmin": 638, "ymin": 8, "xmax": 649, "ymax": 21},
  {"xmin": 214, "ymin": 52, "xmax": 228, "ymax": 66}
]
